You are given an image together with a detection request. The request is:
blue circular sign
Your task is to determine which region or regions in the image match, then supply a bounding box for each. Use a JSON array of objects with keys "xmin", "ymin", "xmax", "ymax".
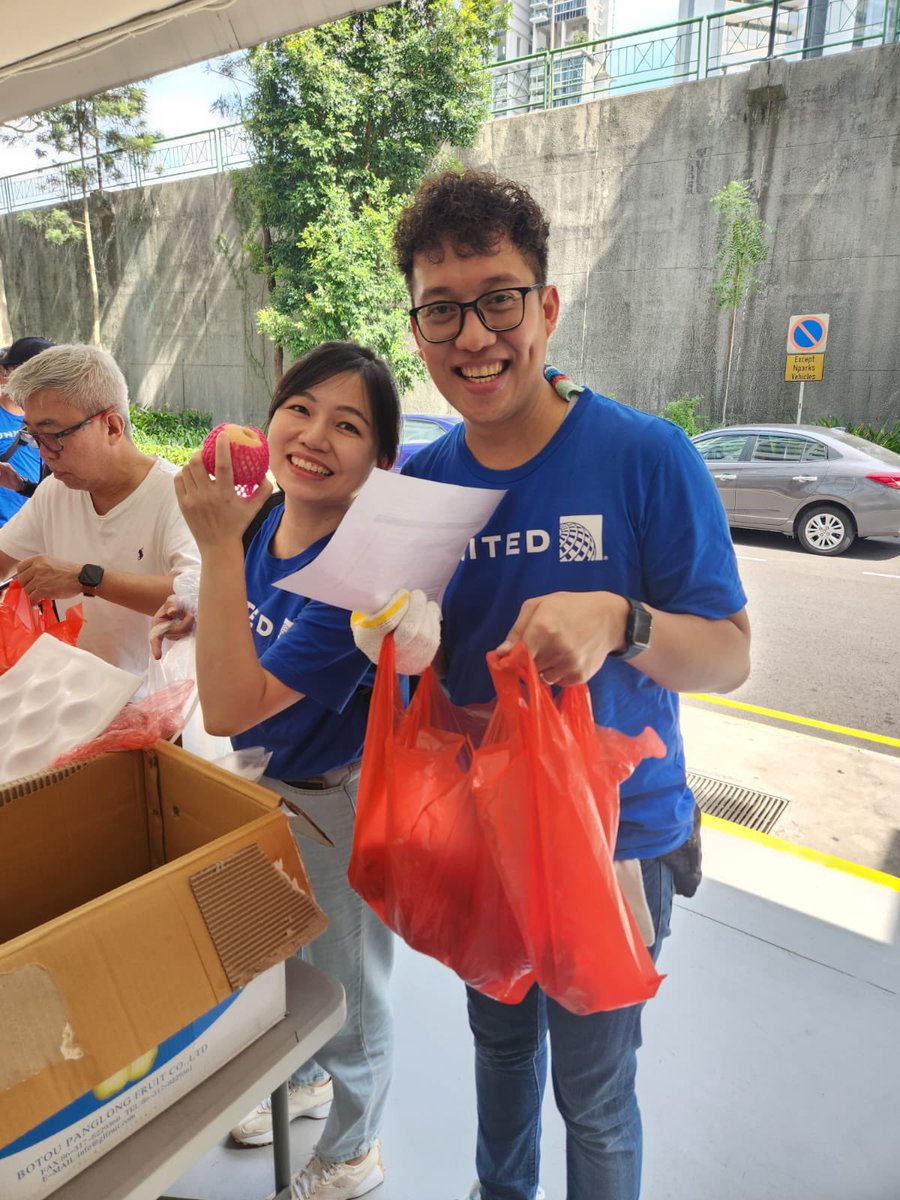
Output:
[{"xmin": 791, "ymin": 318, "xmax": 825, "ymax": 350}]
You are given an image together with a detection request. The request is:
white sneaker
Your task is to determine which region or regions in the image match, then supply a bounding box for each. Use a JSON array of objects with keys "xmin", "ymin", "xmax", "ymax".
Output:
[
  {"xmin": 462, "ymin": 1184, "xmax": 545, "ymax": 1200},
  {"xmin": 273, "ymin": 1140, "xmax": 384, "ymax": 1200},
  {"xmin": 230, "ymin": 1079, "xmax": 333, "ymax": 1147}
]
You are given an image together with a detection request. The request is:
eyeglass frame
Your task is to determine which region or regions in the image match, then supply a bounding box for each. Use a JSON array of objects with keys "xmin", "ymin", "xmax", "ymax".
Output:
[
  {"xmin": 21, "ymin": 407, "xmax": 116, "ymax": 454},
  {"xmin": 409, "ymin": 283, "xmax": 547, "ymax": 344}
]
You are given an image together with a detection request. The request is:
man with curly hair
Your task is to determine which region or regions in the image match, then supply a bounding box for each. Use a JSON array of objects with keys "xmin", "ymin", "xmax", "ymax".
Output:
[{"xmin": 356, "ymin": 169, "xmax": 750, "ymax": 1200}]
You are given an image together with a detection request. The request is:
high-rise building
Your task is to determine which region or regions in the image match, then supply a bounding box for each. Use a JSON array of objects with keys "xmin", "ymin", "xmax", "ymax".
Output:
[{"xmin": 493, "ymin": 0, "xmax": 615, "ymax": 112}]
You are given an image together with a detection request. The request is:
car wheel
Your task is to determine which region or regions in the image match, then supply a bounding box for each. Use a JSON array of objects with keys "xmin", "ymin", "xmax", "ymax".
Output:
[{"xmin": 796, "ymin": 505, "xmax": 855, "ymax": 555}]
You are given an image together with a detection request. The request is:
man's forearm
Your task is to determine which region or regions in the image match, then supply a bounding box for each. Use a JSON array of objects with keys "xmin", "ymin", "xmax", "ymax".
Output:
[
  {"xmin": 631, "ymin": 605, "xmax": 751, "ymax": 694},
  {"xmin": 92, "ymin": 571, "xmax": 178, "ymax": 617}
]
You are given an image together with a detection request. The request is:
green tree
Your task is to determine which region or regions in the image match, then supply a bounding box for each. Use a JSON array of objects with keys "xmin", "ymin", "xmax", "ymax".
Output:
[
  {"xmin": 661, "ymin": 394, "xmax": 709, "ymax": 437},
  {"xmin": 220, "ymin": 0, "xmax": 507, "ymax": 388},
  {"xmin": 711, "ymin": 179, "xmax": 771, "ymax": 424},
  {"xmin": 5, "ymin": 88, "xmax": 159, "ymax": 344}
]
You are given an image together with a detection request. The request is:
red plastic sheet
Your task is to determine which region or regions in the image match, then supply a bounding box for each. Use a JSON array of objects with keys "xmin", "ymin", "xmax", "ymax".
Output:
[
  {"xmin": 350, "ymin": 635, "xmax": 667, "ymax": 1013},
  {"xmin": 51, "ymin": 680, "xmax": 196, "ymax": 768}
]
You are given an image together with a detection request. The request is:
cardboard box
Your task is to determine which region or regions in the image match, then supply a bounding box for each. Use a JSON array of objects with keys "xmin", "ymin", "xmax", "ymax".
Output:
[
  {"xmin": 1, "ymin": 964, "xmax": 284, "ymax": 1200},
  {"xmin": 0, "ymin": 742, "xmax": 328, "ymax": 1172}
]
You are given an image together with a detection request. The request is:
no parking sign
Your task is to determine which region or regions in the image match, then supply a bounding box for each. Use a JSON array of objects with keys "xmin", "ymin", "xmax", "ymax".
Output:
[{"xmin": 785, "ymin": 313, "xmax": 829, "ymax": 382}]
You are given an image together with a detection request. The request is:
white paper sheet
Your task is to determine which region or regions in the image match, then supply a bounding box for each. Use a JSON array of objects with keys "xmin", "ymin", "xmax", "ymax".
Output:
[{"xmin": 274, "ymin": 469, "xmax": 505, "ymax": 612}]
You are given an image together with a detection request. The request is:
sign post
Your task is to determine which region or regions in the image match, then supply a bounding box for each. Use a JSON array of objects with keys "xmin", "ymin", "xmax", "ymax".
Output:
[{"xmin": 785, "ymin": 313, "xmax": 829, "ymax": 423}]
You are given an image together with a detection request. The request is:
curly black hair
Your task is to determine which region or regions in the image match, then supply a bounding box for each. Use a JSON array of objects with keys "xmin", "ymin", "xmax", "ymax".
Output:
[{"xmin": 394, "ymin": 169, "xmax": 550, "ymax": 289}]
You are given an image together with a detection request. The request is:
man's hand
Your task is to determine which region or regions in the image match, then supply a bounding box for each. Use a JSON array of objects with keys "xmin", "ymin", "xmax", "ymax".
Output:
[
  {"xmin": 150, "ymin": 595, "xmax": 196, "ymax": 660},
  {"xmin": 16, "ymin": 556, "xmax": 82, "ymax": 602},
  {"xmin": 0, "ymin": 463, "xmax": 27, "ymax": 493},
  {"xmin": 175, "ymin": 439, "xmax": 272, "ymax": 551},
  {"xmin": 495, "ymin": 591, "xmax": 629, "ymax": 687}
]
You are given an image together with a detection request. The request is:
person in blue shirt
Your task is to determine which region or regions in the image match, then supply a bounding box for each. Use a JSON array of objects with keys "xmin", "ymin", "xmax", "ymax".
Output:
[
  {"xmin": 157, "ymin": 342, "xmax": 402, "ymax": 1200},
  {"xmin": 0, "ymin": 337, "xmax": 54, "ymax": 523},
  {"xmin": 353, "ymin": 171, "xmax": 751, "ymax": 1200}
]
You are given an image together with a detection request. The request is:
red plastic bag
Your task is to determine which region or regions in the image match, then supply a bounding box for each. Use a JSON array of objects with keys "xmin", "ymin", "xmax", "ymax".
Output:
[
  {"xmin": 51, "ymin": 679, "xmax": 196, "ymax": 768},
  {"xmin": 0, "ymin": 579, "xmax": 83, "ymax": 673},
  {"xmin": 473, "ymin": 643, "xmax": 667, "ymax": 1014},
  {"xmin": 349, "ymin": 634, "xmax": 536, "ymax": 1004},
  {"xmin": 350, "ymin": 636, "xmax": 668, "ymax": 1012}
]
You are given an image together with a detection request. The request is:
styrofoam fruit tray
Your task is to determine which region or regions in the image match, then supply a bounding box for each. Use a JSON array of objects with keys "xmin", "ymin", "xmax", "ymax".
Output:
[{"xmin": 0, "ymin": 634, "xmax": 141, "ymax": 782}]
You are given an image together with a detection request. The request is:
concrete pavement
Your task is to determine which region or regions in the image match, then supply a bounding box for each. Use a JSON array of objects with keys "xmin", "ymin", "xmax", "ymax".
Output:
[{"xmin": 681, "ymin": 699, "xmax": 900, "ymax": 879}]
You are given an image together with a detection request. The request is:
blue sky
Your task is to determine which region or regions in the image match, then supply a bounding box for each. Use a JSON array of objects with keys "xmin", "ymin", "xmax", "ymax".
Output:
[{"xmin": 4, "ymin": 57, "xmax": 246, "ymax": 175}]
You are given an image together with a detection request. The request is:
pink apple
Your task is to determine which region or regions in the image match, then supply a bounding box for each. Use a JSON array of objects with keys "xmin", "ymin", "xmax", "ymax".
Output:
[{"xmin": 202, "ymin": 423, "xmax": 269, "ymax": 497}]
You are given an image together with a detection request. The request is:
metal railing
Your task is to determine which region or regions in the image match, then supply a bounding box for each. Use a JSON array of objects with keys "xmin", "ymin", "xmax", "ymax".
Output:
[
  {"xmin": 0, "ymin": 124, "xmax": 250, "ymax": 215},
  {"xmin": 491, "ymin": 0, "xmax": 899, "ymax": 117},
  {"xmin": 492, "ymin": 16, "xmax": 704, "ymax": 115},
  {"xmin": 1, "ymin": 1, "xmax": 897, "ymax": 210}
]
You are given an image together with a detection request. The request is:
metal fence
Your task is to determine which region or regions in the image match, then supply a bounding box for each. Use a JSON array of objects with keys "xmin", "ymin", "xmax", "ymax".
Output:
[
  {"xmin": 491, "ymin": 0, "xmax": 899, "ymax": 118},
  {"xmin": 0, "ymin": 124, "xmax": 250, "ymax": 215},
  {"xmin": 1, "ymin": 1, "xmax": 897, "ymax": 211}
]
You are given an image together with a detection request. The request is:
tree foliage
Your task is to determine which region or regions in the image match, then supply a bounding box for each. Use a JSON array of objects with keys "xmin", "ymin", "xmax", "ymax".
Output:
[
  {"xmin": 711, "ymin": 179, "xmax": 770, "ymax": 310},
  {"xmin": 5, "ymin": 88, "xmax": 158, "ymax": 343},
  {"xmin": 661, "ymin": 394, "xmax": 710, "ymax": 437},
  {"xmin": 711, "ymin": 179, "xmax": 771, "ymax": 423},
  {"xmin": 224, "ymin": 0, "xmax": 508, "ymax": 390}
]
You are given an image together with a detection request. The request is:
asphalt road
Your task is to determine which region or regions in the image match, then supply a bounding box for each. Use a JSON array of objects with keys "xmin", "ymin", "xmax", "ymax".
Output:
[{"xmin": 712, "ymin": 528, "xmax": 900, "ymax": 741}]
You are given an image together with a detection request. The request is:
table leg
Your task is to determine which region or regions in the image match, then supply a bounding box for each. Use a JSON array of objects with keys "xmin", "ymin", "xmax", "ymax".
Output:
[{"xmin": 271, "ymin": 1082, "xmax": 293, "ymax": 1198}]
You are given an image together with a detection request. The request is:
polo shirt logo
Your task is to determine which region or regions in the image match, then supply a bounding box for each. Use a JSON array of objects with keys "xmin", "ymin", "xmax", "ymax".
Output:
[{"xmin": 559, "ymin": 515, "xmax": 604, "ymax": 562}]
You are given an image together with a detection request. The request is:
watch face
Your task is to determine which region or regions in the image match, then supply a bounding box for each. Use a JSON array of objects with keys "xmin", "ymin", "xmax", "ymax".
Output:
[
  {"xmin": 79, "ymin": 564, "xmax": 104, "ymax": 589},
  {"xmin": 632, "ymin": 605, "xmax": 652, "ymax": 648}
]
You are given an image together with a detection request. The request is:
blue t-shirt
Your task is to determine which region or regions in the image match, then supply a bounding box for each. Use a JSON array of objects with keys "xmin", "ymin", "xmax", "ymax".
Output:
[
  {"xmin": 0, "ymin": 408, "xmax": 40, "ymax": 526},
  {"xmin": 403, "ymin": 371, "xmax": 747, "ymax": 859},
  {"xmin": 230, "ymin": 507, "xmax": 377, "ymax": 781}
]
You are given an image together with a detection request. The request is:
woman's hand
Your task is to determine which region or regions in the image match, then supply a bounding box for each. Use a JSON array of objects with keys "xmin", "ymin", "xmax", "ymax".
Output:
[{"xmin": 175, "ymin": 436, "xmax": 272, "ymax": 551}]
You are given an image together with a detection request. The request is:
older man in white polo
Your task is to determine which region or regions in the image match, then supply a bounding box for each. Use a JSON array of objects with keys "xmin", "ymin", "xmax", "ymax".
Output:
[{"xmin": 0, "ymin": 344, "xmax": 199, "ymax": 674}]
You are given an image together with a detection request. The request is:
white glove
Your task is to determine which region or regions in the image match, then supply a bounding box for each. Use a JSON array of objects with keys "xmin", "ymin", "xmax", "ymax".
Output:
[{"xmin": 351, "ymin": 588, "xmax": 441, "ymax": 675}]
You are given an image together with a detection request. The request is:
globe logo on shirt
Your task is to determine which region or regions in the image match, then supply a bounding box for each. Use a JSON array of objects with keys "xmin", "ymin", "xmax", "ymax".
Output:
[
  {"xmin": 559, "ymin": 521, "xmax": 596, "ymax": 562},
  {"xmin": 558, "ymin": 514, "xmax": 605, "ymax": 563}
]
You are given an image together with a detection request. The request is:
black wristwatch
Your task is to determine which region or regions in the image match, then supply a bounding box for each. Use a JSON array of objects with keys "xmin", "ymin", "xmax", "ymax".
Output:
[
  {"xmin": 78, "ymin": 563, "xmax": 105, "ymax": 596},
  {"xmin": 608, "ymin": 597, "xmax": 652, "ymax": 661}
]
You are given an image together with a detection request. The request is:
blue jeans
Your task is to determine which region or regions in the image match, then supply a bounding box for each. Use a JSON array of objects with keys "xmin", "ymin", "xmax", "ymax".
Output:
[
  {"xmin": 265, "ymin": 768, "xmax": 394, "ymax": 1165},
  {"xmin": 465, "ymin": 856, "xmax": 674, "ymax": 1200}
]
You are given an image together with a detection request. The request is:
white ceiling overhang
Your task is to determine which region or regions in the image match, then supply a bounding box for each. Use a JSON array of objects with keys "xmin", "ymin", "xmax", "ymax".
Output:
[{"xmin": 0, "ymin": 0, "xmax": 390, "ymax": 124}]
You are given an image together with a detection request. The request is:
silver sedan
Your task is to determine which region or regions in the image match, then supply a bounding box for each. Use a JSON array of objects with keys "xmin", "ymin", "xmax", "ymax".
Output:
[{"xmin": 691, "ymin": 425, "xmax": 900, "ymax": 555}]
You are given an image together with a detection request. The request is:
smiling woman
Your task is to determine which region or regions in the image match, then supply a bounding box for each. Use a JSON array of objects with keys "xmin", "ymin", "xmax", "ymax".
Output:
[{"xmin": 156, "ymin": 340, "xmax": 403, "ymax": 1198}]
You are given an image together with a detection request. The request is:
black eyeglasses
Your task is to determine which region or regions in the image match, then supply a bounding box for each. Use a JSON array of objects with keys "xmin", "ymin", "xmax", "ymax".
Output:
[
  {"xmin": 21, "ymin": 408, "xmax": 114, "ymax": 454},
  {"xmin": 410, "ymin": 284, "xmax": 546, "ymax": 344}
]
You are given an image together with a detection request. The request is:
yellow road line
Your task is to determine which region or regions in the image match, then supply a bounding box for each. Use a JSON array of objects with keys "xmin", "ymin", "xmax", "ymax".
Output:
[
  {"xmin": 702, "ymin": 814, "xmax": 900, "ymax": 891},
  {"xmin": 686, "ymin": 693, "xmax": 900, "ymax": 749}
]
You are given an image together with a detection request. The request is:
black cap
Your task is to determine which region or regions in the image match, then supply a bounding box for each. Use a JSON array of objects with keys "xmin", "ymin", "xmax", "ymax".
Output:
[{"xmin": 0, "ymin": 337, "xmax": 55, "ymax": 368}]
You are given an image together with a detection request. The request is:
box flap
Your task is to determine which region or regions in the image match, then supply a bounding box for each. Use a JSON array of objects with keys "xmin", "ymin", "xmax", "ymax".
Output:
[{"xmin": 0, "ymin": 753, "xmax": 152, "ymax": 943}]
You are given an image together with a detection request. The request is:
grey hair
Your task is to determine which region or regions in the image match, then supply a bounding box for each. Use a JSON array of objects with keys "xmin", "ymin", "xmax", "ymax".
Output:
[{"xmin": 6, "ymin": 344, "xmax": 131, "ymax": 435}]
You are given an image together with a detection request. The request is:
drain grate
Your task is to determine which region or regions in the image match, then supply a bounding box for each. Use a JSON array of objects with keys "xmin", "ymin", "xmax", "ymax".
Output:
[{"xmin": 687, "ymin": 771, "xmax": 789, "ymax": 834}]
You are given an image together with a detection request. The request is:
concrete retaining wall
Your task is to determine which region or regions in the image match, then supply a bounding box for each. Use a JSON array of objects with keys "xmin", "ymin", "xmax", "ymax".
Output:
[{"xmin": 2, "ymin": 42, "xmax": 898, "ymax": 426}]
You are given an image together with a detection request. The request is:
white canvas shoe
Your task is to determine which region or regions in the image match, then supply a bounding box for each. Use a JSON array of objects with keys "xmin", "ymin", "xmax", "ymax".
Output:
[
  {"xmin": 230, "ymin": 1078, "xmax": 333, "ymax": 1147},
  {"xmin": 272, "ymin": 1140, "xmax": 384, "ymax": 1200}
]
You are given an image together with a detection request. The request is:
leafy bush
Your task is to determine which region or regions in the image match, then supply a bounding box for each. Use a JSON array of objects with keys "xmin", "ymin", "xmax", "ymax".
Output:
[
  {"xmin": 661, "ymin": 395, "xmax": 711, "ymax": 437},
  {"xmin": 817, "ymin": 417, "xmax": 900, "ymax": 455},
  {"xmin": 129, "ymin": 405, "xmax": 212, "ymax": 465}
]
